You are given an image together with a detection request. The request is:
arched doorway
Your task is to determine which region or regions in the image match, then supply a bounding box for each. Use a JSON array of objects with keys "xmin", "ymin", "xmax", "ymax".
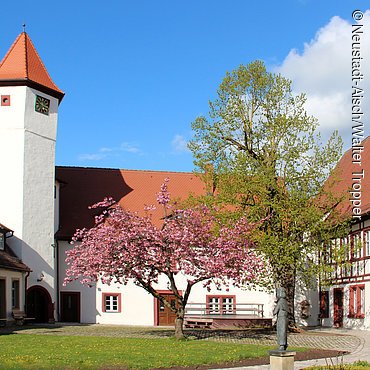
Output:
[{"xmin": 26, "ymin": 285, "xmax": 54, "ymax": 323}]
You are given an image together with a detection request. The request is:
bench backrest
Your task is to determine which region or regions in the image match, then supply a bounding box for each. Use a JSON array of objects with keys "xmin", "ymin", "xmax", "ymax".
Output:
[{"xmin": 12, "ymin": 309, "xmax": 26, "ymax": 318}]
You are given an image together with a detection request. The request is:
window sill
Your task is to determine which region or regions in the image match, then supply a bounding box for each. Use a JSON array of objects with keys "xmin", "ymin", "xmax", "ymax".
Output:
[{"xmin": 347, "ymin": 314, "xmax": 365, "ymax": 319}]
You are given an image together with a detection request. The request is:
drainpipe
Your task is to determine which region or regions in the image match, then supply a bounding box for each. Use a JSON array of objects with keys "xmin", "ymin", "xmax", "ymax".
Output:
[
  {"xmin": 55, "ymin": 240, "xmax": 60, "ymax": 321},
  {"xmin": 24, "ymin": 271, "xmax": 30, "ymax": 313}
]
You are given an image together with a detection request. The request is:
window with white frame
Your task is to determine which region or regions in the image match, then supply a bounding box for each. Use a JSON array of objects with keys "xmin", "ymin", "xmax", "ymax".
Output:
[
  {"xmin": 352, "ymin": 262, "xmax": 358, "ymax": 277},
  {"xmin": 352, "ymin": 233, "xmax": 362, "ymax": 259},
  {"xmin": 0, "ymin": 232, "xmax": 4, "ymax": 251},
  {"xmin": 349, "ymin": 285, "xmax": 365, "ymax": 318},
  {"xmin": 102, "ymin": 293, "xmax": 121, "ymax": 313},
  {"xmin": 359, "ymin": 231, "xmax": 364, "ymax": 258},
  {"xmin": 365, "ymin": 230, "xmax": 370, "ymax": 257},
  {"xmin": 207, "ymin": 295, "xmax": 235, "ymax": 315},
  {"xmin": 342, "ymin": 236, "xmax": 350, "ymax": 260},
  {"xmin": 11, "ymin": 279, "xmax": 20, "ymax": 309}
]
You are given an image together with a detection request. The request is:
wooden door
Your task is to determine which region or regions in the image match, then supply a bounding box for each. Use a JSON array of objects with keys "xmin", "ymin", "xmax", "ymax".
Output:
[
  {"xmin": 60, "ymin": 292, "xmax": 80, "ymax": 322},
  {"xmin": 333, "ymin": 288, "xmax": 344, "ymax": 327},
  {"xmin": 27, "ymin": 286, "xmax": 53, "ymax": 323},
  {"xmin": 158, "ymin": 294, "xmax": 177, "ymax": 326}
]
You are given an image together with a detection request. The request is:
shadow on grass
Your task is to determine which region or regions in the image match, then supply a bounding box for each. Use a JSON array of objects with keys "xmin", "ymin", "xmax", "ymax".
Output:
[
  {"xmin": 141, "ymin": 327, "xmax": 274, "ymax": 341},
  {"xmin": 0, "ymin": 323, "xmax": 92, "ymax": 335},
  {"xmin": 186, "ymin": 328, "xmax": 274, "ymax": 340},
  {"xmin": 0, "ymin": 323, "xmax": 275, "ymax": 342}
]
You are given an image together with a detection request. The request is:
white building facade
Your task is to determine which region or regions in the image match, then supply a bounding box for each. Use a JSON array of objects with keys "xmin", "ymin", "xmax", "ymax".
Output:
[
  {"xmin": 0, "ymin": 32, "xmax": 64, "ymax": 323},
  {"xmin": 1, "ymin": 31, "xmax": 368, "ymax": 330}
]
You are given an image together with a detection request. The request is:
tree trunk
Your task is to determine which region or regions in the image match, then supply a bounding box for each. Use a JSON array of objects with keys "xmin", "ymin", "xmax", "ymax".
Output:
[
  {"xmin": 174, "ymin": 310, "xmax": 185, "ymax": 340},
  {"xmin": 282, "ymin": 273, "xmax": 298, "ymax": 331}
]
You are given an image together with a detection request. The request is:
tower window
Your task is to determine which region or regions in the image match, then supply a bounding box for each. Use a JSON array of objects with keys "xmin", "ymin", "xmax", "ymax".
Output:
[{"xmin": 1, "ymin": 95, "xmax": 10, "ymax": 106}]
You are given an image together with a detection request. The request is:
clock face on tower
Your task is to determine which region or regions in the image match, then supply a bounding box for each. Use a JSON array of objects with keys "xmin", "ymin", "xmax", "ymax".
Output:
[{"xmin": 35, "ymin": 95, "xmax": 50, "ymax": 115}]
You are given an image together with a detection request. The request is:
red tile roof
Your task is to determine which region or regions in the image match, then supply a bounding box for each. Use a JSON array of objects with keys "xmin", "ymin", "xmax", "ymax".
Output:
[
  {"xmin": 327, "ymin": 136, "xmax": 370, "ymax": 218},
  {"xmin": 0, "ymin": 244, "xmax": 31, "ymax": 272},
  {"xmin": 55, "ymin": 166, "xmax": 206, "ymax": 239},
  {"xmin": 0, "ymin": 223, "xmax": 30, "ymax": 271},
  {"xmin": 0, "ymin": 32, "xmax": 64, "ymax": 101},
  {"xmin": 0, "ymin": 223, "xmax": 13, "ymax": 234}
]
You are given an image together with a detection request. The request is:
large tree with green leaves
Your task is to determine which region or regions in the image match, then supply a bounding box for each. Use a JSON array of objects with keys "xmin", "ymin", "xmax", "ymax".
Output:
[{"xmin": 188, "ymin": 60, "xmax": 349, "ymax": 326}]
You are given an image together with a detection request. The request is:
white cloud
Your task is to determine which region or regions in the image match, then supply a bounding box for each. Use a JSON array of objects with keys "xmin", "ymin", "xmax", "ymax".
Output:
[
  {"xmin": 78, "ymin": 142, "xmax": 142, "ymax": 162},
  {"xmin": 99, "ymin": 147, "xmax": 113, "ymax": 153},
  {"xmin": 120, "ymin": 142, "xmax": 140, "ymax": 153},
  {"xmin": 171, "ymin": 134, "xmax": 190, "ymax": 153},
  {"xmin": 275, "ymin": 11, "xmax": 370, "ymax": 146},
  {"xmin": 78, "ymin": 153, "xmax": 106, "ymax": 161},
  {"xmin": 304, "ymin": 93, "xmax": 349, "ymax": 129}
]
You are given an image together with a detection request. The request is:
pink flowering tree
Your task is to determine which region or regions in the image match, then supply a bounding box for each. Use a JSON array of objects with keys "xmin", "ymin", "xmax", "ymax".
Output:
[{"xmin": 64, "ymin": 179, "xmax": 266, "ymax": 339}]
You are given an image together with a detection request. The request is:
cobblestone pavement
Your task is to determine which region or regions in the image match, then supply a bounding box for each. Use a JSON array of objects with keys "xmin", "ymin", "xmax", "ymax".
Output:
[
  {"xmin": 217, "ymin": 328, "xmax": 370, "ymax": 370},
  {"xmin": 0, "ymin": 323, "xmax": 360, "ymax": 353},
  {"xmin": 193, "ymin": 330, "xmax": 360, "ymax": 353},
  {"xmin": 287, "ymin": 331, "xmax": 361, "ymax": 353},
  {"xmin": 293, "ymin": 328, "xmax": 370, "ymax": 369}
]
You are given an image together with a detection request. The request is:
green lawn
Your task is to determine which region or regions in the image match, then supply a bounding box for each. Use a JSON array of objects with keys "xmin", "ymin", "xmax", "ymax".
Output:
[
  {"xmin": 307, "ymin": 362, "xmax": 370, "ymax": 370},
  {"xmin": 307, "ymin": 367, "xmax": 370, "ymax": 370},
  {"xmin": 0, "ymin": 334, "xmax": 293, "ymax": 369}
]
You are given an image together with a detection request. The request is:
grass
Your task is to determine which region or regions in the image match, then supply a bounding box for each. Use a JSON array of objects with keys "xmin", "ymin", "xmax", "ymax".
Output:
[
  {"xmin": 306, "ymin": 361, "xmax": 370, "ymax": 370},
  {"xmin": 0, "ymin": 333, "xmax": 303, "ymax": 369}
]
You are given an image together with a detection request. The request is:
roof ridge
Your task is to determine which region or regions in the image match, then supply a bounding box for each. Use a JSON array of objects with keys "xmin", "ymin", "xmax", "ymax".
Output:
[
  {"xmin": 0, "ymin": 33, "xmax": 23, "ymax": 70},
  {"xmin": 55, "ymin": 165, "xmax": 196, "ymax": 175},
  {"xmin": 24, "ymin": 32, "xmax": 29, "ymax": 78},
  {"xmin": 25, "ymin": 33, "xmax": 61, "ymax": 92}
]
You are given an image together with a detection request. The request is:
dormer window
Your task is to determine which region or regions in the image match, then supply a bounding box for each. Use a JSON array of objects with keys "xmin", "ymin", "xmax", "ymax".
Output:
[{"xmin": 0, "ymin": 223, "xmax": 13, "ymax": 250}]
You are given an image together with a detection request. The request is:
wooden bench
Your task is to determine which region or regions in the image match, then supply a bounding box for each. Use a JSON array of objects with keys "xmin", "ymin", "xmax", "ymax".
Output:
[
  {"xmin": 0, "ymin": 318, "xmax": 7, "ymax": 326},
  {"xmin": 12, "ymin": 309, "xmax": 35, "ymax": 325}
]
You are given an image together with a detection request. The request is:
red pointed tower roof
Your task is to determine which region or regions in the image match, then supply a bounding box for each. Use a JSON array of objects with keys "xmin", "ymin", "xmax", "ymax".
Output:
[{"xmin": 0, "ymin": 32, "xmax": 64, "ymax": 101}]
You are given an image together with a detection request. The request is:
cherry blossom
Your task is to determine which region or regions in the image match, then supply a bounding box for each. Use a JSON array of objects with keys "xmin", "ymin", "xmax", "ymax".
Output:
[{"xmin": 65, "ymin": 180, "xmax": 266, "ymax": 338}]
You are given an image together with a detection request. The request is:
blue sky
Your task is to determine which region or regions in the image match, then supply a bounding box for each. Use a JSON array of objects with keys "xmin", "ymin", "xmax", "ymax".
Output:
[{"xmin": 0, "ymin": 1, "xmax": 369, "ymax": 172}]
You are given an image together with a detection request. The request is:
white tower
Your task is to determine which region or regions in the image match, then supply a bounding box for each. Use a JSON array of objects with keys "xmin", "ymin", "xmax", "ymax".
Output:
[{"xmin": 0, "ymin": 32, "xmax": 64, "ymax": 322}]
